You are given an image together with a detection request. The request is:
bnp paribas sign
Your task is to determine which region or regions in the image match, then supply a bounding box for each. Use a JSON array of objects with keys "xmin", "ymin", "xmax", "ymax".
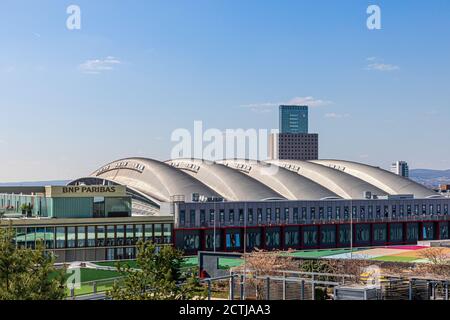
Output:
[{"xmin": 45, "ymin": 185, "xmax": 127, "ymax": 198}]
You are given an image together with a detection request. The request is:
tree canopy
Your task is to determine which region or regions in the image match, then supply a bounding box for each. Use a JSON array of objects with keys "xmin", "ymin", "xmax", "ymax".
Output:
[
  {"xmin": 107, "ymin": 241, "xmax": 205, "ymax": 300},
  {"xmin": 0, "ymin": 227, "xmax": 66, "ymax": 300}
]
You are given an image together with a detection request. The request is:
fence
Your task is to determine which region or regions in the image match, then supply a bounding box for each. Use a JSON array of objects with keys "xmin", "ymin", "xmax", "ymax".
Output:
[{"xmin": 201, "ymin": 271, "xmax": 450, "ymax": 300}]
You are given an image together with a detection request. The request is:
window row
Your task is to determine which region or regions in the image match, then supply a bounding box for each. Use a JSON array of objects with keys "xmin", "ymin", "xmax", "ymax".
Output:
[
  {"xmin": 12, "ymin": 223, "xmax": 172, "ymax": 249},
  {"xmin": 179, "ymin": 204, "xmax": 450, "ymax": 226}
]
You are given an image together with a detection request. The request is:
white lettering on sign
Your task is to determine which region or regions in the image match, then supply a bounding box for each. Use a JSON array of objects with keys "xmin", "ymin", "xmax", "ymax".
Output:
[{"xmin": 62, "ymin": 186, "xmax": 117, "ymax": 194}]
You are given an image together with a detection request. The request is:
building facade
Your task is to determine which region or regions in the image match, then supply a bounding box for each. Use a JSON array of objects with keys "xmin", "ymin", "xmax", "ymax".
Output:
[
  {"xmin": 174, "ymin": 197, "xmax": 450, "ymax": 254},
  {"xmin": 279, "ymin": 105, "xmax": 308, "ymax": 134},
  {"xmin": 269, "ymin": 105, "xmax": 319, "ymax": 160},
  {"xmin": 391, "ymin": 161, "xmax": 409, "ymax": 178},
  {"xmin": 0, "ymin": 185, "xmax": 172, "ymax": 263},
  {"xmin": 276, "ymin": 133, "xmax": 319, "ymax": 160}
]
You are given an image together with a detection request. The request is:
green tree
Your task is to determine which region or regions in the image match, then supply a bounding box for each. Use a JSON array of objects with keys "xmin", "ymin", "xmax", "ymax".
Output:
[
  {"xmin": 0, "ymin": 227, "xmax": 66, "ymax": 300},
  {"xmin": 107, "ymin": 241, "xmax": 206, "ymax": 300}
]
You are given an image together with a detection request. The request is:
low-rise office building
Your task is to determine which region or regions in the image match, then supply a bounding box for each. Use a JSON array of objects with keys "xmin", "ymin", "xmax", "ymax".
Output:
[{"xmin": 0, "ymin": 185, "xmax": 173, "ymax": 263}]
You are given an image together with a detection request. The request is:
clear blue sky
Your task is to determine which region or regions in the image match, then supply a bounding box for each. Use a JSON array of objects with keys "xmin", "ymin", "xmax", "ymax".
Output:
[{"xmin": 1, "ymin": 0, "xmax": 449, "ymax": 181}]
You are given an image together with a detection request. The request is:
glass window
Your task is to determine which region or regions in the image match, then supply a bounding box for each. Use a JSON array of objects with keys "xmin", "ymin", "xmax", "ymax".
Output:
[
  {"xmin": 87, "ymin": 226, "xmax": 95, "ymax": 247},
  {"xmin": 336, "ymin": 207, "xmax": 341, "ymax": 220},
  {"xmin": 392, "ymin": 205, "xmax": 397, "ymax": 218},
  {"xmin": 444, "ymin": 204, "xmax": 449, "ymax": 215},
  {"xmin": 205, "ymin": 231, "xmax": 221, "ymax": 250},
  {"xmin": 163, "ymin": 224, "xmax": 172, "ymax": 244},
  {"xmin": 407, "ymin": 205, "xmax": 412, "ymax": 216},
  {"xmin": 368, "ymin": 206, "xmax": 373, "ymax": 219},
  {"xmin": 239, "ymin": 209, "xmax": 244, "ymax": 223},
  {"xmin": 376, "ymin": 206, "xmax": 381, "ymax": 218},
  {"xmin": 248, "ymin": 208, "xmax": 254, "ymax": 224},
  {"xmin": 284, "ymin": 208, "xmax": 289, "ymax": 223},
  {"xmin": 257, "ymin": 208, "xmax": 262, "ymax": 223},
  {"xmin": 116, "ymin": 225, "xmax": 125, "ymax": 246},
  {"xmin": 190, "ymin": 210, "xmax": 196, "ymax": 226},
  {"xmin": 414, "ymin": 204, "xmax": 420, "ymax": 216},
  {"xmin": 105, "ymin": 197, "xmax": 131, "ymax": 217},
  {"xmin": 15, "ymin": 228, "xmax": 26, "ymax": 248},
  {"xmin": 399, "ymin": 205, "xmax": 405, "ymax": 217},
  {"xmin": 352, "ymin": 206, "xmax": 357, "ymax": 219},
  {"xmin": 310, "ymin": 207, "xmax": 316, "ymax": 220},
  {"xmin": 200, "ymin": 210, "xmax": 206, "ymax": 224},
  {"xmin": 93, "ymin": 197, "xmax": 105, "ymax": 218},
  {"xmin": 293, "ymin": 208, "xmax": 299, "ymax": 223},
  {"xmin": 77, "ymin": 226, "xmax": 86, "ymax": 248},
  {"xmin": 154, "ymin": 224, "xmax": 162, "ymax": 244},
  {"xmin": 125, "ymin": 225, "xmax": 134, "ymax": 245},
  {"xmin": 56, "ymin": 227, "xmax": 66, "ymax": 248},
  {"xmin": 126, "ymin": 247, "xmax": 135, "ymax": 260},
  {"xmin": 45, "ymin": 227, "xmax": 55, "ymax": 249},
  {"xmin": 327, "ymin": 207, "xmax": 332, "ymax": 220},
  {"xmin": 179, "ymin": 210, "xmax": 186, "ymax": 226},
  {"xmin": 209, "ymin": 209, "xmax": 215, "ymax": 223},
  {"xmin": 422, "ymin": 204, "xmax": 427, "ymax": 215},
  {"xmin": 144, "ymin": 224, "xmax": 153, "ymax": 242},
  {"xmin": 96, "ymin": 226, "xmax": 105, "ymax": 247},
  {"xmin": 384, "ymin": 205, "xmax": 389, "ymax": 218},
  {"xmin": 106, "ymin": 225, "xmax": 116, "ymax": 246},
  {"xmin": 35, "ymin": 227, "xmax": 46, "ymax": 247},
  {"xmin": 275, "ymin": 208, "xmax": 280, "ymax": 223},
  {"xmin": 26, "ymin": 227, "xmax": 36, "ymax": 249},
  {"xmin": 229, "ymin": 209, "xmax": 235, "ymax": 224},
  {"xmin": 135, "ymin": 224, "xmax": 144, "ymax": 242},
  {"xmin": 301, "ymin": 207, "xmax": 307, "ymax": 220},
  {"xmin": 344, "ymin": 206, "xmax": 349, "ymax": 219},
  {"xmin": 219, "ymin": 209, "xmax": 225, "ymax": 223},
  {"xmin": 319, "ymin": 207, "xmax": 324, "ymax": 219},
  {"xmin": 355, "ymin": 224, "xmax": 370, "ymax": 244},
  {"xmin": 266, "ymin": 208, "xmax": 272, "ymax": 222},
  {"xmin": 67, "ymin": 227, "xmax": 76, "ymax": 248}
]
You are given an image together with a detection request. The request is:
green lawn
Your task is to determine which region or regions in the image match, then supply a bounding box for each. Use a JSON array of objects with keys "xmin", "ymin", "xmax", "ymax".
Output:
[
  {"xmin": 218, "ymin": 258, "xmax": 243, "ymax": 269},
  {"xmin": 286, "ymin": 248, "xmax": 363, "ymax": 259},
  {"xmin": 370, "ymin": 255, "xmax": 420, "ymax": 263}
]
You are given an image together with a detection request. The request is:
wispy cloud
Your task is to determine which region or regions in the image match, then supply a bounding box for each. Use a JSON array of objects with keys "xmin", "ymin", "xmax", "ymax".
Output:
[
  {"xmin": 365, "ymin": 57, "xmax": 399, "ymax": 72},
  {"xmin": 324, "ymin": 112, "xmax": 350, "ymax": 119},
  {"xmin": 241, "ymin": 96, "xmax": 332, "ymax": 113},
  {"xmin": 79, "ymin": 56, "xmax": 122, "ymax": 74}
]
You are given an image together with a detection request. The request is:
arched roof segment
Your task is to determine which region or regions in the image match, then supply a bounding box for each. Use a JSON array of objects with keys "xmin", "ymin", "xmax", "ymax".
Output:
[
  {"xmin": 166, "ymin": 159, "xmax": 286, "ymax": 201},
  {"xmin": 86, "ymin": 158, "xmax": 222, "ymax": 203},
  {"xmin": 268, "ymin": 160, "xmax": 387, "ymax": 199},
  {"xmin": 218, "ymin": 159, "xmax": 341, "ymax": 200},
  {"xmin": 311, "ymin": 159, "xmax": 440, "ymax": 199}
]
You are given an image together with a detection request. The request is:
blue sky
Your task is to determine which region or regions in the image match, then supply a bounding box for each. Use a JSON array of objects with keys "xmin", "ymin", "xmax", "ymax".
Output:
[{"xmin": 0, "ymin": 0, "xmax": 449, "ymax": 181}]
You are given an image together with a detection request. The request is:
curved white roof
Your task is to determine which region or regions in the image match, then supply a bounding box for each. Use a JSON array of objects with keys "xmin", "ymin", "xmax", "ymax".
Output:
[
  {"xmin": 268, "ymin": 160, "xmax": 388, "ymax": 199},
  {"xmin": 311, "ymin": 159, "xmax": 440, "ymax": 199},
  {"xmin": 86, "ymin": 158, "xmax": 221, "ymax": 204},
  {"xmin": 219, "ymin": 159, "xmax": 341, "ymax": 200},
  {"xmin": 166, "ymin": 159, "xmax": 285, "ymax": 201},
  {"xmin": 70, "ymin": 157, "xmax": 440, "ymax": 203}
]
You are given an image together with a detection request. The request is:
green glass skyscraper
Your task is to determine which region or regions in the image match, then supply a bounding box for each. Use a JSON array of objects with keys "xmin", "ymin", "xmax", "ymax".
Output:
[{"xmin": 279, "ymin": 105, "xmax": 308, "ymax": 133}]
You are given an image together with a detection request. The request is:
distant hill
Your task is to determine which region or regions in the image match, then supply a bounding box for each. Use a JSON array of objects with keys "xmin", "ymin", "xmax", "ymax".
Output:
[
  {"xmin": 0, "ymin": 180, "xmax": 70, "ymax": 187},
  {"xmin": 410, "ymin": 169, "xmax": 450, "ymax": 188}
]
